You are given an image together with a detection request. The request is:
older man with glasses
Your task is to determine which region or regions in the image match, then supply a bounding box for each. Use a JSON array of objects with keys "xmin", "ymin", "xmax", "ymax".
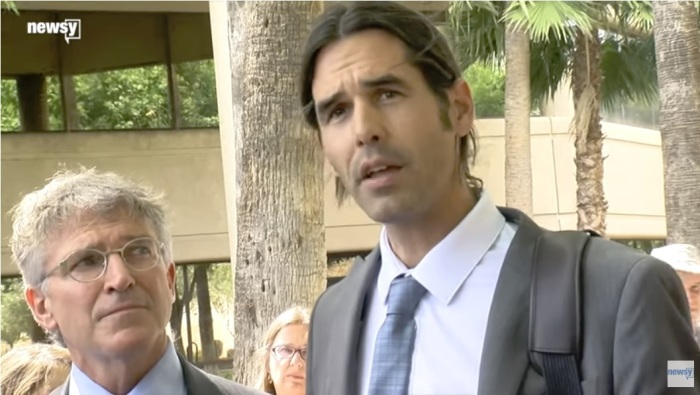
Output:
[
  {"xmin": 9, "ymin": 168, "xmax": 263, "ymax": 395},
  {"xmin": 652, "ymin": 244, "xmax": 700, "ymax": 343}
]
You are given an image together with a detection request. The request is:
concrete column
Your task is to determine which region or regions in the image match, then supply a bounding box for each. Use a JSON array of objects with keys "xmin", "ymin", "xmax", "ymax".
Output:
[{"xmin": 16, "ymin": 74, "xmax": 49, "ymax": 131}]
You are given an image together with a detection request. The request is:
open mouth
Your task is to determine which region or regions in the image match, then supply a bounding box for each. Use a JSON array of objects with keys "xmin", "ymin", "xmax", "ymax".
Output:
[{"xmin": 364, "ymin": 165, "xmax": 401, "ymax": 180}]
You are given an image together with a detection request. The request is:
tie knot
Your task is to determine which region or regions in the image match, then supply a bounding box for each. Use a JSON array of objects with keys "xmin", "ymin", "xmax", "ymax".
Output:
[{"xmin": 386, "ymin": 275, "xmax": 427, "ymax": 316}]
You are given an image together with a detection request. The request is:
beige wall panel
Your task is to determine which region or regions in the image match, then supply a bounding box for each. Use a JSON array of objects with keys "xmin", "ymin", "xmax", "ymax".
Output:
[
  {"xmin": 325, "ymin": 224, "xmax": 381, "ymax": 254},
  {"xmin": 603, "ymin": 131, "xmax": 665, "ymax": 217},
  {"xmin": 1, "ymin": 118, "xmax": 668, "ymax": 276},
  {"xmin": 1, "ymin": 130, "xmax": 229, "ymax": 276},
  {"xmin": 530, "ymin": 133, "xmax": 560, "ymax": 216}
]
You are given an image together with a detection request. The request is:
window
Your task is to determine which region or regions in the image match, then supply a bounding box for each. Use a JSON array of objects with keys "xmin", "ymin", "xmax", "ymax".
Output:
[
  {"xmin": 1, "ymin": 78, "xmax": 20, "ymax": 132},
  {"xmin": 1, "ymin": 76, "xmax": 63, "ymax": 132},
  {"xmin": 0, "ymin": 277, "xmax": 46, "ymax": 353},
  {"xmin": 2, "ymin": 11, "xmax": 217, "ymax": 133},
  {"xmin": 171, "ymin": 262, "xmax": 233, "ymax": 377},
  {"xmin": 72, "ymin": 65, "xmax": 171, "ymax": 130},
  {"xmin": 175, "ymin": 60, "xmax": 218, "ymax": 128}
]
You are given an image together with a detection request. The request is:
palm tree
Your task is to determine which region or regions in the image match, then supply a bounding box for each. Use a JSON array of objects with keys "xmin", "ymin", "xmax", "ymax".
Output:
[
  {"xmin": 215, "ymin": 1, "xmax": 327, "ymax": 386},
  {"xmin": 652, "ymin": 1, "xmax": 700, "ymax": 248},
  {"xmin": 449, "ymin": 1, "xmax": 657, "ymax": 237},
  {"xmin": 504, "ymin": 11, "xmax": 533, "ymax": 215}
]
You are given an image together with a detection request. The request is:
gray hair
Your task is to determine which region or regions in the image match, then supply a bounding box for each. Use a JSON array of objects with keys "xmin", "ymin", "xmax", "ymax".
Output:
[{"xmin": 9, "ymin": 167, "xmax": 173, "ymax": 290}]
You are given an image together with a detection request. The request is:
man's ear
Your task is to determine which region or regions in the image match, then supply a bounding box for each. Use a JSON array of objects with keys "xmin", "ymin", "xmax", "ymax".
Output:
[
  {"xmin": 450, "ymin": 79, "xmax": 475, "ymax": 138},
  {"xmin": 25, "ymin": 286, "xmax": 57, "ymax": 333}
]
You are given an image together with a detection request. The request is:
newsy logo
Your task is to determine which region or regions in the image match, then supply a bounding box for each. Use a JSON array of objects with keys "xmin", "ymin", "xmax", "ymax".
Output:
[
  {"xmin": 668, "ymin": 360, "xmax": 694, "ymax": 388},
  {"xmin": 27, "ymin": 19, "xmax": 81, "ymax": 44}
]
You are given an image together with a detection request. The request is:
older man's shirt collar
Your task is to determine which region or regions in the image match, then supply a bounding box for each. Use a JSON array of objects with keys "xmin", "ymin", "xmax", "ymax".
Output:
[{"xmin": 69, "ymin": 341, "xmax": 186, "ymax": 395}]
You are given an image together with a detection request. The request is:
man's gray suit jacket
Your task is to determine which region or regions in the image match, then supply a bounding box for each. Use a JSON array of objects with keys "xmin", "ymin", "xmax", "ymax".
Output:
[
  {"xmin": 307, "ymin": 207, "xmax": 700, "ymax": 395},
  {"xmin": 49, "ymin": 352, "xmax": 264, "ymax": 395}
]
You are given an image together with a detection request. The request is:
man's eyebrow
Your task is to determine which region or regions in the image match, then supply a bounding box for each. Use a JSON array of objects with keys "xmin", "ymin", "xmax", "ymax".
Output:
[
  {"xmin": 360, "ymin": 73, "xmax": 408, "ymax": 89},
  {"xmin": 314, "ymin": 74, "xmax": 408, "ymax": 121},
  {"xmin": 315, "ymin": 91, "xmax": 345, "ymax": 120},
  {"xmin": 76, "ymin": 234, "xmax": 153, "ymax": 250}
]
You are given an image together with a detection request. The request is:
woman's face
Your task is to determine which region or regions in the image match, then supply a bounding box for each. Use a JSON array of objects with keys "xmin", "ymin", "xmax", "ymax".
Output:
[{"xmin": 268, "ymin": 324, "xmax": 307, "ymax": 395}]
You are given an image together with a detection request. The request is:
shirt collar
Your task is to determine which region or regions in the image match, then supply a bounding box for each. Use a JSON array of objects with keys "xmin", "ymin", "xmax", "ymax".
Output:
[
  {"xmin": 377, "ymin": 190, "xmax": 505, "ymax": 305},
  {"xmin": 70, "ymin": 341, "xmax": 186, "ymax": 395}
]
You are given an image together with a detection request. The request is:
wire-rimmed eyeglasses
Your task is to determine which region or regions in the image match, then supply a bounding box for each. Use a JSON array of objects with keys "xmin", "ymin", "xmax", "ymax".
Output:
[
  {"xmin": 271, "ymin": 345, "xmax": 307, "ymax": 361},
  {"xmin": 43, "ymin": 237, "xmax": 164, "ymax": 283}
]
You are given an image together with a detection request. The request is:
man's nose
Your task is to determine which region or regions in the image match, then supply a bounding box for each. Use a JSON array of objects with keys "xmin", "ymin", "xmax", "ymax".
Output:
[
  {"xmin": 103, "ymin": 253, "xmax": 135, "ymax": 292},
  {"xmin": 352, "ymin": 101, "xmax": 385, "ymax": 146}
]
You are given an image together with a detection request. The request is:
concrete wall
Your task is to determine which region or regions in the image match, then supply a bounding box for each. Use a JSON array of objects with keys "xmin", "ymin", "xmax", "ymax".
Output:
[
  {"xmin": 1, "ymin": 118, "xmax": 666, "ymax": 276},
  {"xmin": 1, "ymin": 130, "xmax": 230, "ymax": 276}
]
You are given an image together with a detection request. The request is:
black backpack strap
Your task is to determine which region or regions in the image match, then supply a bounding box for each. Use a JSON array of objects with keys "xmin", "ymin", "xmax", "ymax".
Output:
[{"xmin": 529, "ymin": 230, "xmax": 597, "ymax": 395}]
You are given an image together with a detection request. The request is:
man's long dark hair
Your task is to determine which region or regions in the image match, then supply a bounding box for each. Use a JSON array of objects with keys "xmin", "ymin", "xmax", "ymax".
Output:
[{"xmin": 299, "ymin": 1, "xmax": 482, "ymax": 201}]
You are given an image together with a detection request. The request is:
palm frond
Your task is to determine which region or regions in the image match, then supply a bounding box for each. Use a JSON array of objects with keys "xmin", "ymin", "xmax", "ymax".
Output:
[
  {"xmin": 449, "ymin": 0, "xmax": 658, "ymax": 114},
  {"xmin": 503, "ymin": 1, "xmax": 599, "ymax": 42},
  {"xmin": 2, "ymin": 0, "xmax": 19, "ymax": 14},
  {"xmin": 597, "ymin": 1, "xmax": 653, "ymax": 38},
  {"xmin": 599, "ymin": 33, "xmax": 657, "ymax": 111},
  {"xmin": 448, "ymin": 1, "xmax": 507, "ymax": 70},
  {"xmin": 530, "ymin": 31, "xmax": 574, "ymax": 109}
]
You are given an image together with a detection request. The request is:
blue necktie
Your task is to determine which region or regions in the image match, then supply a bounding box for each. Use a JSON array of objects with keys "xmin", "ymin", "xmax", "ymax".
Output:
[{"xmin": 368, "ymin": 275, "xmax": 428, "ymax": 395}]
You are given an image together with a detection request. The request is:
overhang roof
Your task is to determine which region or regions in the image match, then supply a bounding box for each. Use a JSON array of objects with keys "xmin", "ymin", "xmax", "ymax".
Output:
[
  {"xmin": 2, "ymin": 10, "xmax": 213, "ymax": 77},
  {"xmin": 2, "ymin": 1, "xmax": 450, "ymax": 77}
]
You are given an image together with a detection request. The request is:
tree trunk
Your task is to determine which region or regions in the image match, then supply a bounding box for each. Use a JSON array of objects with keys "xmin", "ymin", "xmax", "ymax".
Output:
[
  {"xmin": 571, "ymin": 29, "xmax": 607, "ymax": 237},
  {"xmin": 194, "ymin": 266, "xmax": 217, "ymax": 373},
  {"xmin": 225, "ymin": 1, "xmax": 326, "ymax": 387},
  {"xmin": 652, "ymin": 1, "xmax": 700, "ymax": 248},
  {"xmin": 504, "ymin": 21, "xmax": 533, "ymax": 215},
  {"xmin": 16, "ymin": 74, "xmax": 49, "ymax": 131}
]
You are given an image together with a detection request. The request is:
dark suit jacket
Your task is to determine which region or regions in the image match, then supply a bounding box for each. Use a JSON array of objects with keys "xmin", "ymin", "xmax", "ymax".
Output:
[
  {"xmin": 307, "ymin": 207, "xmax": 700, "ymax": 395},
  {"xmin": 49, "ymin": 352, "xmax": 264, "ymax": 395}
]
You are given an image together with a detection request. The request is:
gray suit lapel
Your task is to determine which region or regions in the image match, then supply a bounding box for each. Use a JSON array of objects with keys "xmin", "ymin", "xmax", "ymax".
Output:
[
  {"xmin": 328, "ymin": 248, "xmax": 381, "ymax": 395},
  {"xmin": 178, "ymin": 353, "xmax": 227, "ymax": 395},
  {"xmin": 478, "ymin": 208, "xmax": 543, "ymax": 395}
]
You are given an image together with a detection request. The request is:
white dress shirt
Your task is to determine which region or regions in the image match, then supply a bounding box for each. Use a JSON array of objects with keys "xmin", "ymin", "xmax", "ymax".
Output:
[{"xmin": 358, "ymin": 191, "xmax": 517, "ymax": 395}]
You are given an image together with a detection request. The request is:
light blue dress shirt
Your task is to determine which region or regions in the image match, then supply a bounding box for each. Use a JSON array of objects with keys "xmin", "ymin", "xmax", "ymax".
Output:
[
  {"xmin": 69, "ymin": 342, "xmax": 187, "ymax": 395},
  {"xmin": 358, "ymin": 190, "xmax": 518, "ymax": 395}
]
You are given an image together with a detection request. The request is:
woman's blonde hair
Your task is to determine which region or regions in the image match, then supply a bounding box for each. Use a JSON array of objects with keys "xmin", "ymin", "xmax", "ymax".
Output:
[
  {"xmin": 1, "ymin": 343, "xmax": 71, "ymax": 395},
  {"xmin": 254, "ymin": 306, "xmax": 311, "ymax": 394}
]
